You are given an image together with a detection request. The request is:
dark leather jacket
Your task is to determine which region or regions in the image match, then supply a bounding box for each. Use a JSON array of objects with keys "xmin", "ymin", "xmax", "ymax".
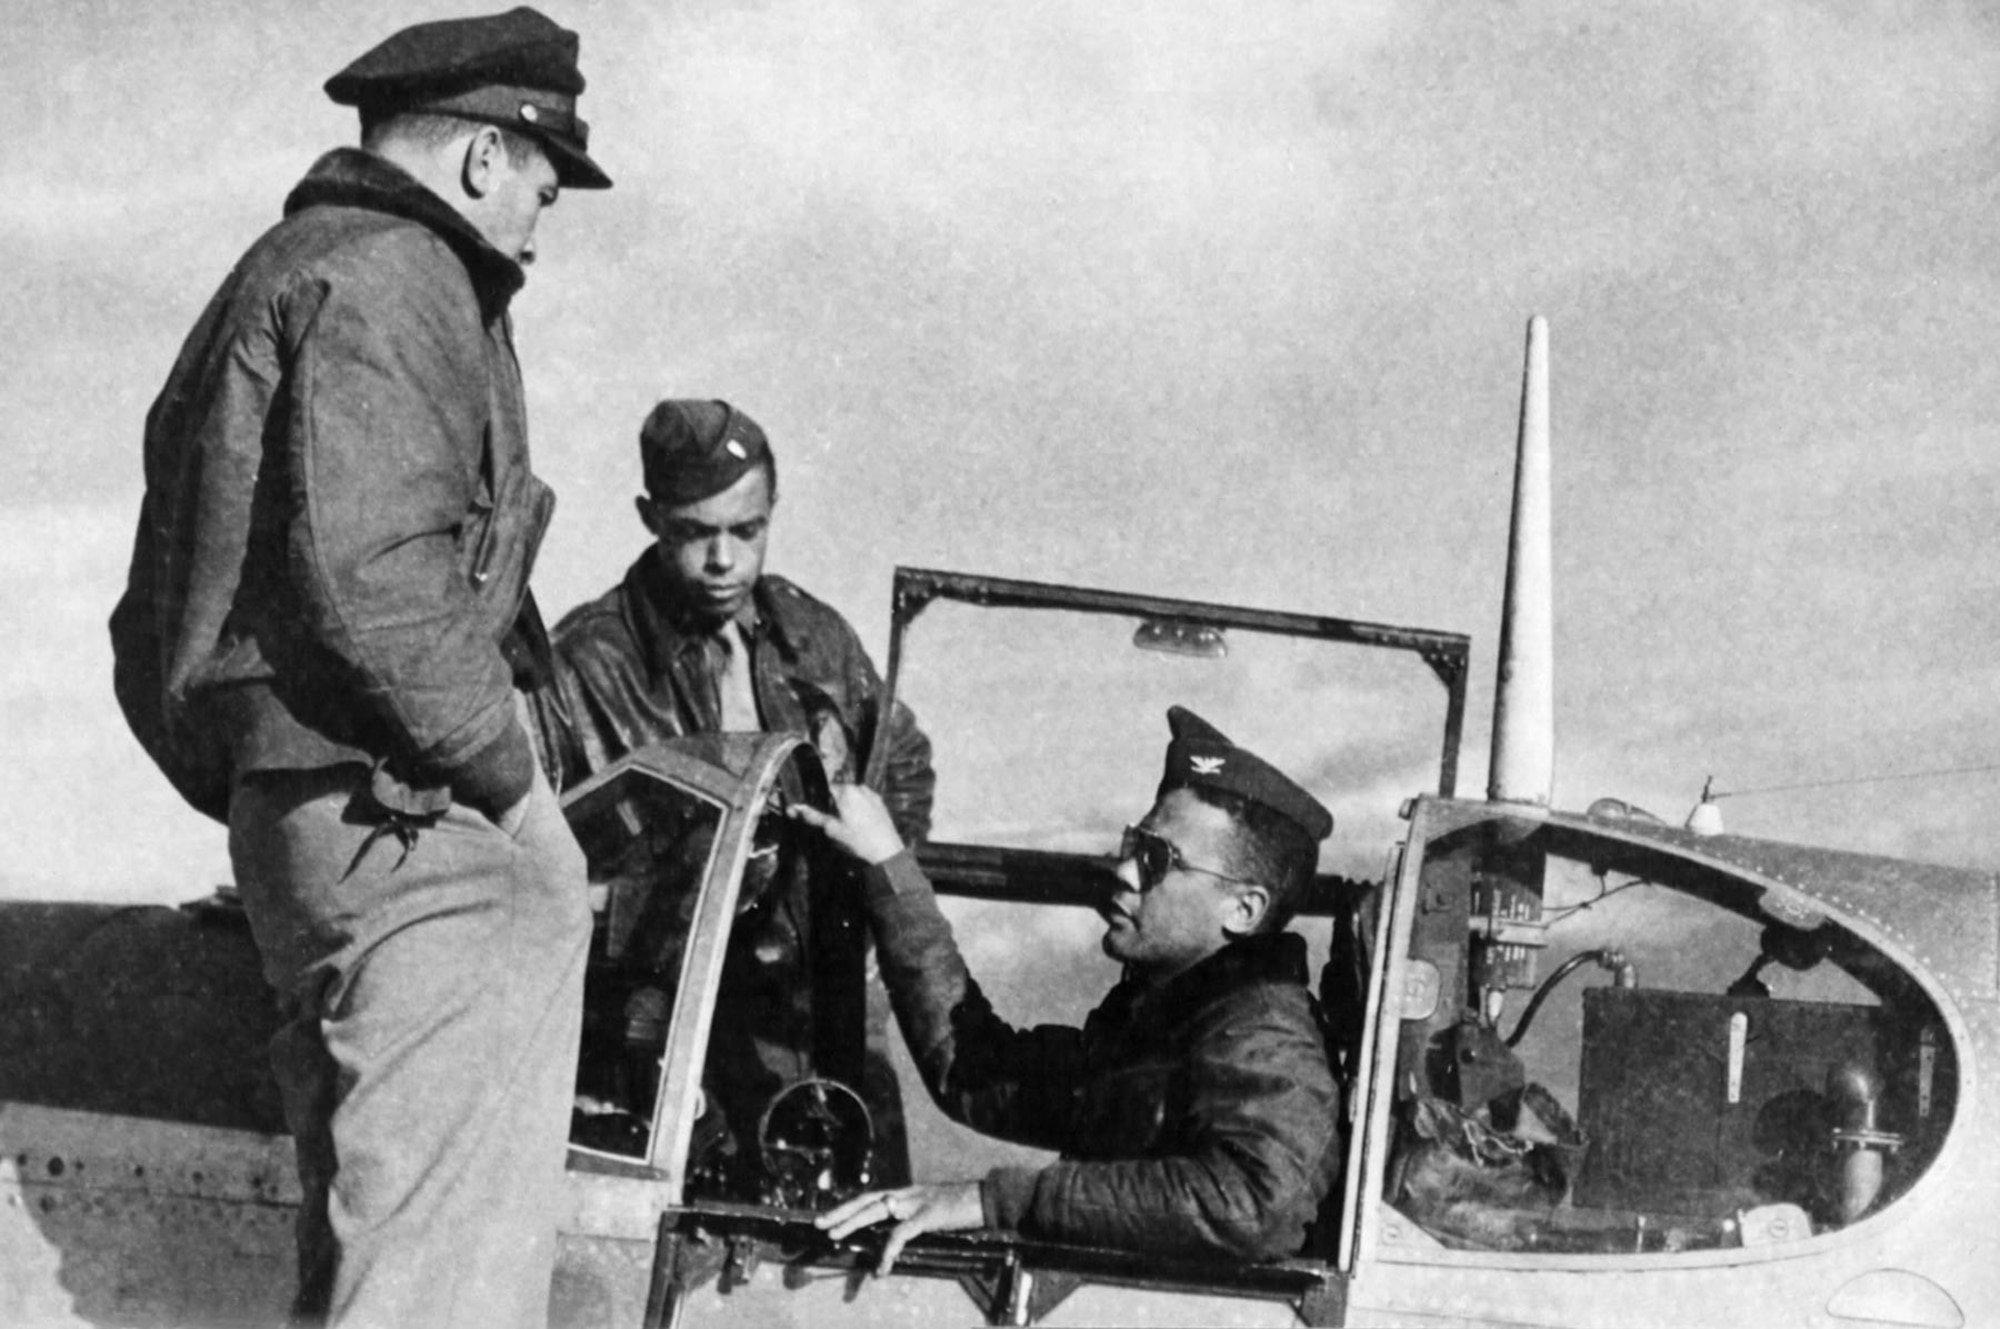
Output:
[
  {"xmin": 110, "ymin": 148, "xmax": 553, "ymax": 823},
  {"xmin": 544, "ymin": 556, "xmax": 934, "ymax": 841},
  {"xmin": 864, "ymin": 853, "xmax": 1341, "ymax": 1260}
]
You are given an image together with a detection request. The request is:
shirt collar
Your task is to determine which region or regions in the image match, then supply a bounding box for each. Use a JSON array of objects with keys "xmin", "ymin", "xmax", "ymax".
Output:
[{"xmin": 624, "ymin": 554, "xmax": 772, "ymax": 669}]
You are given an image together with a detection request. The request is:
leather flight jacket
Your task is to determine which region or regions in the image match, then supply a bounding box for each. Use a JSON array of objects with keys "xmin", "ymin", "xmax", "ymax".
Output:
[{"xmin": 542, "ymin": 556, "xmax": 934, "ymax": 842}]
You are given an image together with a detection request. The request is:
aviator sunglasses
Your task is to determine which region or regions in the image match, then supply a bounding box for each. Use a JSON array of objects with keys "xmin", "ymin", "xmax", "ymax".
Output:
[{"xmin": 1117, "ymin": 825, "xmax": 1259, "ymax": 892}]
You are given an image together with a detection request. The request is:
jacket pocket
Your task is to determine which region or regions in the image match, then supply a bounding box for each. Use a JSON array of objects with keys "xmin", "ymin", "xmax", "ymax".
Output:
[{"xmin": 466, "ymin": 425, "xmax": 501, "ymax": 588}]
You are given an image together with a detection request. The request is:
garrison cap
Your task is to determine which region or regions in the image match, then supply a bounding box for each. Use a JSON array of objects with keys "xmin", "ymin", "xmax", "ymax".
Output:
[
  {"xmin": 640, "ymin": 400, "xmax": 773, "ymax": 506},
  {"xmin": 1159, "ymin": 706, "xmax": 1334, "ymax": 842},
  {"xmin": 325, "ymin": 7, "xmax": 611, "ymax": 190}
]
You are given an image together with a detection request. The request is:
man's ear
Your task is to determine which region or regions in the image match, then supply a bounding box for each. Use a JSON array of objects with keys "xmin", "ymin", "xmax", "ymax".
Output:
[
  {"xmin": 634, "ymin": 495, "xmax": 660, "ymax": 537},
  {"xmin": 1223, "ymin": 884, "xmax": 1271, "ymax": 939},
  {"xmin": 461, "ymin": 124, "xmax": 505, "ymax": 199}
]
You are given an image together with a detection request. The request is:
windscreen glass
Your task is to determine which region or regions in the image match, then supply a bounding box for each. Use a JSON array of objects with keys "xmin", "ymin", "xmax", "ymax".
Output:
[
  {"xmin": 894, "ymin": 597, "xmax": 1457, "ymax": 882},
  {"xmin": 566, "ymin": 767, "xmax": 728, "ymax": 1163}
]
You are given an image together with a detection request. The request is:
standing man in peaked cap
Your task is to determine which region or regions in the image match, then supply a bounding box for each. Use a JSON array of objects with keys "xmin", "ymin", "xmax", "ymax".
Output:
[
  {"xmin": 543, "ymin": 398, "xmax": 935, "ymax": 1183},
  {"xmin": 790, "ymin": 707, "xmax": 1341, "ymax": 1271},
  {"xmin": 110, "ymin": 9, "xmax": 610, "ymax": 1325}
]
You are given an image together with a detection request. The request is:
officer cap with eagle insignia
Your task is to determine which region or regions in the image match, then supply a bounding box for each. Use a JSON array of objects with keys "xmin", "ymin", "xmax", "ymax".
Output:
[{"xmin": 1158, "ymin": 705, "xmax": 1334, "ymax": 842}]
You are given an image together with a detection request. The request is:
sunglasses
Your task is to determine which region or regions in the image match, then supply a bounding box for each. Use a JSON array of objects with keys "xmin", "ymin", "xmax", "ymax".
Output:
[{"xmin": 1117, "ymin": 825, "xmax": 1259, "ymax": 892}]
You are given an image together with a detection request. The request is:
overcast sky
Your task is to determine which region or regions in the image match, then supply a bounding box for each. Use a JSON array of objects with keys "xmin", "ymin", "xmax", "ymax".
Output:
[{"xmin": 8, "ymin": 0, "xmax": 2000, "ymax": 904}]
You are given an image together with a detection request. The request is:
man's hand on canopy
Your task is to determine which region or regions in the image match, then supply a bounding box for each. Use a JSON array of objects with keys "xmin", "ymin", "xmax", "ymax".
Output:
[
  {"xmin": 787, "ymin": 782, "xmax": 906, "ymax": 866},
  {"xmin": 814, "ymin": 1181, "xmax": 986, "ymax": 1275}
]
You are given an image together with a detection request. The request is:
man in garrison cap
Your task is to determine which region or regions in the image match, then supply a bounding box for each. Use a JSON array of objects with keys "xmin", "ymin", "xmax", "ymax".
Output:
[
  {"xmin": 109, "ymin": 9, "xmax": 609, "ymax": 1325},
  {"xmin": 789, "ymin": 707, "xmax": 1341, "ymax": 1271},
  {"xmin": 542, "ymin": 398, "xmax": 935, "ymax": 1183}
]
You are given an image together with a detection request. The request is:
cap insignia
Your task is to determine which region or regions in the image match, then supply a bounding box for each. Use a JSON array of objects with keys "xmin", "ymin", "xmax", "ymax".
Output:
[
  {"xmin": 520, "ymin": 103, "xmax": 540, "ymax": 123},
  {"xmin": 726, "ymin": 440, "xmax": 748, "ymax": 459},
  {"xmin": 1191, "ymin": 755, "xmax": 1225, "ymax": 775}
]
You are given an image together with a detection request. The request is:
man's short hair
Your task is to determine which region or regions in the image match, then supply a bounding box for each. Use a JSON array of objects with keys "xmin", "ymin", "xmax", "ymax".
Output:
[
  {"xmin": 1183, "ymin": 783, "xmax": 1318, "ymax": 933},
  {"xmin": 361, "ymin": 111, "xmax": 544, "ymax": 171}
]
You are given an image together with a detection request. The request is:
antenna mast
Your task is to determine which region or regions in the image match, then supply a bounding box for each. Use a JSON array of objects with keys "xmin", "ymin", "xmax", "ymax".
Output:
[{"xmin": 1489, "ymin": 314, "xmax": 1555, "ymax": 808}]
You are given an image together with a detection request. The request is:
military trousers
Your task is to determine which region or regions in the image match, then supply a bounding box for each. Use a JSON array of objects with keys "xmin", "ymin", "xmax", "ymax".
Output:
[{"xmin": 229, "ymin": 754, "xmax": 590, "ymax": 1329}]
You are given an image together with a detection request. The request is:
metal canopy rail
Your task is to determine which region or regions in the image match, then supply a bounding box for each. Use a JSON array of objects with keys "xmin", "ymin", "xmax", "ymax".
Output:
[{"xmin": 867, "ymin": 565, "xmax": 1471, "ymax": 800}]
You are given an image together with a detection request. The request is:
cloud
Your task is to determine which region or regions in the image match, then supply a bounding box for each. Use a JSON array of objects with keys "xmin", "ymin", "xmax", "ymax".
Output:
[
  {"xmin": 643, "ymin": 2, "xmax": 1407, "ymax": 222},
  {"xmin": 12, "ymin": 0, "xmax": 2000, "ymax": 914},
  {"xmin": 1739, "ymin": 1, "xmax": 2000, "ymax": 168}
]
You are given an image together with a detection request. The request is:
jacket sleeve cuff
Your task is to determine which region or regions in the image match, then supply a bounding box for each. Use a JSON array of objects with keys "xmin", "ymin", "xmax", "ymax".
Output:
[
  {"xmin": 861, "ymin": 850, "xmax": 931, "ymax": 904},
  {"xmin": 448, "ymin": 719, "xmax": 538, "ymax": 820},
  {"xmin": 981, "ymin": 1166, "xmax": 1040, "ymax": 1231}
]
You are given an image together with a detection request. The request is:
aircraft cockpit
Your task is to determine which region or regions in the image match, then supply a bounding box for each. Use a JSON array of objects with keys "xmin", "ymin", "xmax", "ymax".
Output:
[
  {"xmin": 563, "ymin": 567, "xmax": 1476, "ymax": 1327},
  {"xmin": 550, "ymin": 566, "xmax": 1980, "ymax": 1328}
]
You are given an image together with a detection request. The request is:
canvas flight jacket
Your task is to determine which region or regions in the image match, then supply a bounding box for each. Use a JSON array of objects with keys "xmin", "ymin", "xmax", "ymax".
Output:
[{"xmin": 110, "ymin": 147, "xmax": 556, "ymax": 823}]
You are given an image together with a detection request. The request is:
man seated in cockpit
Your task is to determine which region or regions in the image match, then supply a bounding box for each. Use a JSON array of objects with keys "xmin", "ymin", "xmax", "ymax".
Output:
[{"xmin": 790, "ymin": 706, "xmax": 1341, "ymax": 1271}]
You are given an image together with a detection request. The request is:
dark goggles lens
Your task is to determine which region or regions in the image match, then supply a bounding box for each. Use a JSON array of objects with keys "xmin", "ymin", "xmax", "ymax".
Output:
[{"xmin": 1118, "ymin": 826, "xmax": 1176, "ymax": 890}]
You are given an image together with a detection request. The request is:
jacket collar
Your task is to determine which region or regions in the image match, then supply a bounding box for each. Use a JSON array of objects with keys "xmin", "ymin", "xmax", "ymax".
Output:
[
  {"xmin": 621, "ymin": 553, "xmax": 787, "ymax": 682},
  {"xmin": 284, "ymin": 148, "xmax": 525, "ymax": 303},
  {"xmin": 1107, "ymin": 930, "xmax": 1313, "ymax": 1036}
]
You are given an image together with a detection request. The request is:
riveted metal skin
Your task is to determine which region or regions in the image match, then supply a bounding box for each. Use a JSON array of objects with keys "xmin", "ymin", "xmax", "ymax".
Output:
[{"xmin": 1547, "ymin": 810, "xmax": 1998, "ymax": 1003}]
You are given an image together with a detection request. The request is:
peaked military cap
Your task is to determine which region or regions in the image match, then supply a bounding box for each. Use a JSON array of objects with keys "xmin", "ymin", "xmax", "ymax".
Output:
[
  {"xmin": 1159, "ymin": 706, "xmax": 1334, "ymax": 842},
  {"xmin": 325, "ymin": 6, "xmax": 612, "ymax": 190},
  {"xmin": 640, "ymin": 400, "xmax": 773, "ymax": 506}
]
